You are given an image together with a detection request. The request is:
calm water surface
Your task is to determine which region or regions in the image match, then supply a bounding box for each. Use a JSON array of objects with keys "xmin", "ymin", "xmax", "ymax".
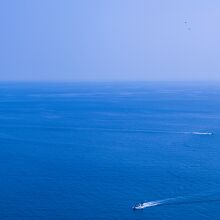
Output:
[{"xmin": 0, "ymin": 82, "xmax": 220, "ymax": 219}]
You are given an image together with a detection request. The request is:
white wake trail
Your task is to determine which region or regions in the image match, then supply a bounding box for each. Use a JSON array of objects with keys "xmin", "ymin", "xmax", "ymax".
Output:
[
  {"xmin": 133, "ymin": 198, "xmax": 176, "ymax": 210},
  {"xmin": 133, "ymin": 194, "xmax": 220, "ymax": 210}
]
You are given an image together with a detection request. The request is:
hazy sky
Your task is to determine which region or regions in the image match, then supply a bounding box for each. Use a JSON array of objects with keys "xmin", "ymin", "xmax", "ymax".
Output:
[{"xmin": 1, "ymin": 0, "xmax": 220, "ymax": 81}]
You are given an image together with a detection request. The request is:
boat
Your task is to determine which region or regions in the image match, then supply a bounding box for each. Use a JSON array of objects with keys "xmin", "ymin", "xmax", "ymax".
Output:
[
  {"xmin": 133, "ymin": 201, "xmax": 160, "ymax": 210},
  {"xmin": 133, "ymin": 203, "xmax": 145, "ymax": 210}
]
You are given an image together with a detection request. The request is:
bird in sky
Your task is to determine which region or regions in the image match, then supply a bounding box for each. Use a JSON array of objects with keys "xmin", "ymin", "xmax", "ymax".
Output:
[{"xmin": 184, "ymin": 20, "xmax": 191, "ymax": 31}]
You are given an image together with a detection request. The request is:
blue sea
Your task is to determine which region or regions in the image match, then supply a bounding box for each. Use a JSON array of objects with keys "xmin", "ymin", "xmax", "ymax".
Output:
[{"xmin": 1, "ymin": 82, "xmax": 220, "ymax": 219}]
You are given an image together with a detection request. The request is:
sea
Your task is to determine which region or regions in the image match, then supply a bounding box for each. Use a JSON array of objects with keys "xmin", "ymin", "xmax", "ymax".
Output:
[{"xmin": 0, "ymin": 82, "xmax": 220, "ymax": 220}]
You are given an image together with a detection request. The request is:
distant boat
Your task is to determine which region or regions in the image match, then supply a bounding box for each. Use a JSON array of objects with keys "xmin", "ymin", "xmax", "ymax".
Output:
[
  {"xmin": 133, "ymin": 201, "xmax": 160, "ymax": 210},
  {"xmin": 133, "ymin": 203, "xmax": 145, "ymax": 210},
  {"xmin": 192, "ymin": 132, "xmax": 213, "ymax": 135}
]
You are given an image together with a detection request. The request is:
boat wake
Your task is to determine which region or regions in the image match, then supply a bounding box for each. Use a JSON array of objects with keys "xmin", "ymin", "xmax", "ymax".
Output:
[
  {"xmin": 191, "ymin": 132, "xmax": 213, "ymax": 135},
  {"xmin": 67, "ymin": 128, "xmax": 213, "ymax": 136},
  {"xmin": 133, "ymin": 198, "xmax": 176, "ymax": 210},
  {"xmin": 72, "ymin": 128, "xmax": 213, "ymax": 136},
  {"xmin": 133, "ymin": 194, "xmax": 220, "ymax": 210}
]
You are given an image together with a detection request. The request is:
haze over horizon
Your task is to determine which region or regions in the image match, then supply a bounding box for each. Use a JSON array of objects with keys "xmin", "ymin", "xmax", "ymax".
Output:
[{"xmin": 1, "ymin": 0, "xmax": 220, "ymax": 81}]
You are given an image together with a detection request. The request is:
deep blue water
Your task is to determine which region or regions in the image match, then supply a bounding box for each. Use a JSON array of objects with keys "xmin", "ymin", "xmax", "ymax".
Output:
[{"xmin": 1, "ymin": 82, "xmax": 220, "ymax": 219}]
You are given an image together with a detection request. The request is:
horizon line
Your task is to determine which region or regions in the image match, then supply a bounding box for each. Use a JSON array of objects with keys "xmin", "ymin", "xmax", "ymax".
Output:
[{"xmin": 1, "ymin": 79, "xmax": 220, "ymax": 83}]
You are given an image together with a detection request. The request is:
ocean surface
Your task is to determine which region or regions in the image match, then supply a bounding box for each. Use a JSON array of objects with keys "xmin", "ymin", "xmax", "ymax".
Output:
[{"xmin": 1, "ymin": 82, "xmax": 220, "ymax": 220}]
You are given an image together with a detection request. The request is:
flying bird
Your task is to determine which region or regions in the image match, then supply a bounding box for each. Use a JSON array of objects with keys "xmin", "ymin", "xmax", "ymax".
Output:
[{"xmin": 184, "ymin": 20, "xmax": 191, "ymax": 31}]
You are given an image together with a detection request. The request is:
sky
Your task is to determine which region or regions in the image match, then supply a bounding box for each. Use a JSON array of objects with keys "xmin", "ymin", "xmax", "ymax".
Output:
[{"xmin": 0, "ymin": 0, "xmax": 220, "ymax": 81}]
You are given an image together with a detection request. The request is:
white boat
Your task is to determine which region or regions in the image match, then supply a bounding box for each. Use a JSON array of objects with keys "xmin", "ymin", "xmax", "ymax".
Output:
[
  {"xmin": 133, "ymin": 201, "xmax": 160, "ymax": 210},
  {"xmin": 133, "ymin": 203, "xmax": 145, "ymax": 210}
]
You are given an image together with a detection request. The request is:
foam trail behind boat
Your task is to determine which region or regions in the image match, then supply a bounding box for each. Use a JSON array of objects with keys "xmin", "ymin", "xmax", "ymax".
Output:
[
  {"xmin": 133, "ymin": 194, "xmax": 220, "ymax": 210},
  {"xmin": 191, "ymin": 132, "xmax": 213, "ymax": 135},
  {"xmin": 133, "ymin": 198, "xmax": 179, "ymax": 210}
]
